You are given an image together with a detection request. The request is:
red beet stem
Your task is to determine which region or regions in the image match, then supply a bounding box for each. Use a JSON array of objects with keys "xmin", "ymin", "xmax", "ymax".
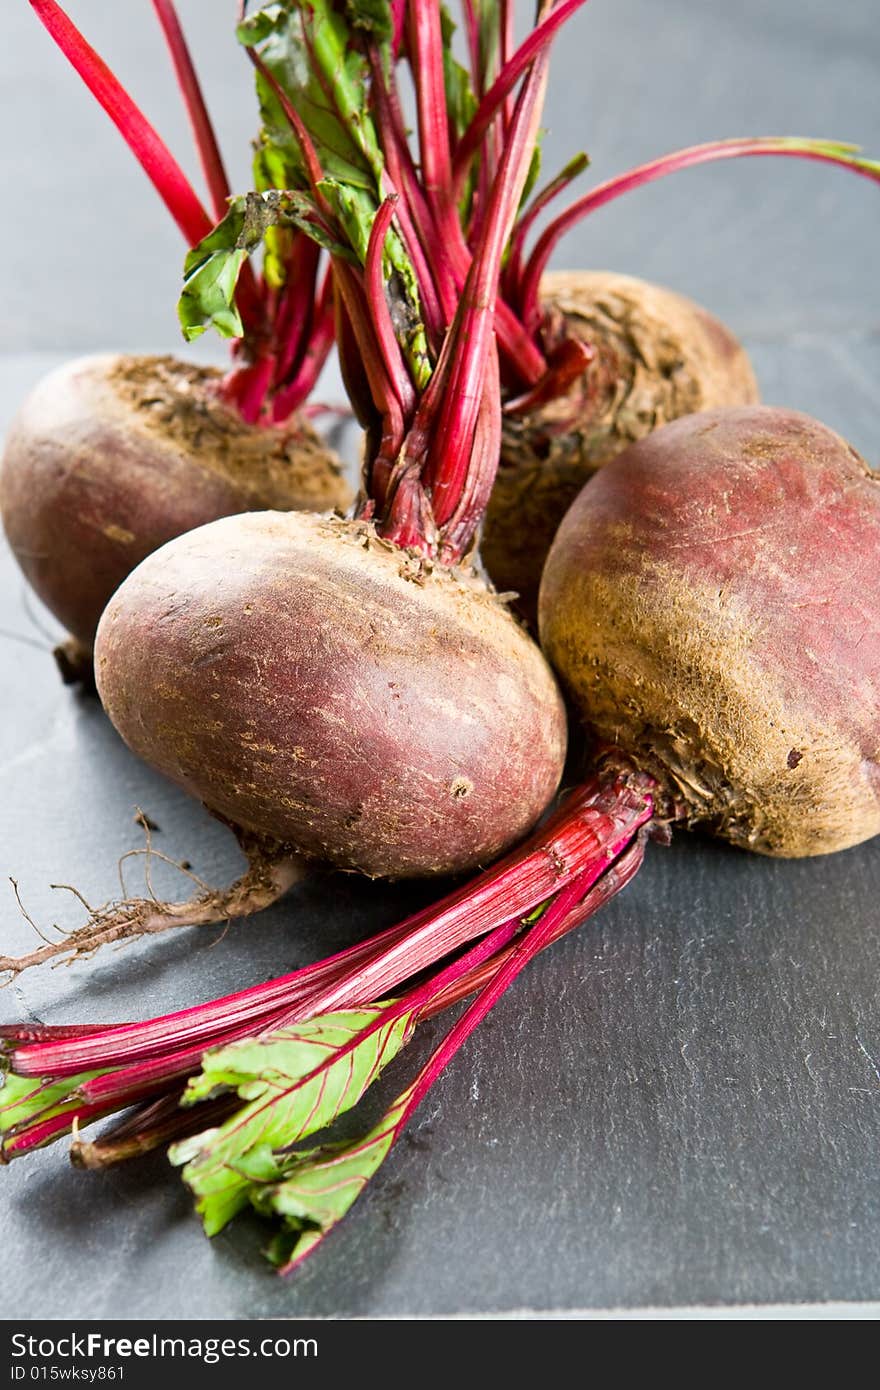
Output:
[
  {"xmin": 0, "ymin": 1022, "xmax": 122, "ymax": 1044},
  {"xmin": 504, "ymin": 151, "xmax": 590, "ymax": 295},
  {"xmin": 423, "ymin": 836, "xmax": 646, "ymax": 1019},
  {"xmin": 219, "ymin": 353, "xmax": 275, "ymax": 424},
  {"xmin": 1, "ymin": 1084, "xmax": 170, "ymax": 1161},
  {"xmin": 278, "ymin": 851, "xmax": 631, "ymax": 1274},
  {"xmin": 364, "ymin": 196, "xmax": 418, "ymax": 418},
  {"xmin": 270, "ymin": 234, "xmax": 323, "ymax": 387},
  {"xmin": 2, "ymin": 778, "xmax": 654, "ymax": 1169},
  {"xmin": 149, "ymin": 0, "xmax": 231, "ymax": 221},
  {"xmin": 244, "ymin": 41, "xmax": 403, "ymax": 433},
  {"xmin": 70, "ymin": 1089, "xmax": 239, "ymax": 1169},
  {"xmin": 460, "ymin": 1, "xmax": 483, "ymax": 96},
  {"xmin": 73, "ymin": 1009, "xmax": 298, "ymax": 1108},
  {"xmin": 418, "ymin": 34, "xmax": 551, "ymax": 532},
  {"xmin": 369, "ymin": 37, "xmax": 548, "ymax": 386},
  {"xmin": 6, "ymin": 775, "xmax": 654, "ymax": 1080},
  {"xmin": 369, "ymin": 55, "xmax": 451, "ymax": 335},
  {"xmin": 284, "ymin": 814, "xmax": 646, "ymax": 1026},
  {"xmin": 518, "ymin": 136, "xmax": 880, "ymax": 331},
  {"xmin": 30, "ymin": 0, "xmax": 212, "ymax": 247},
  {"xmin": 452, "ymin": 0, "xmax": 589, "ymax": 200},
  {"xmin": 404, "ymin": 869, "xmax": 602, "ymax": 1121},
  {"xmin": 498, "ymin": 0, "xmax": 515, "ymax": 135},
  {"xmin": 408, "ymin": 0, "xmax": 455, "ymax": 224},
  {"xmin": 270, "ymin": 267, "xmax": 336, "ymax": 422}
]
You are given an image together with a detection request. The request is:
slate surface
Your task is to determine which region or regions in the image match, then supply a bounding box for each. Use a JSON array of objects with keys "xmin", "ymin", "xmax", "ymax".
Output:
[{"xmin": 1, "ymin": 2, "xmax": 879, "ymax": 1319}]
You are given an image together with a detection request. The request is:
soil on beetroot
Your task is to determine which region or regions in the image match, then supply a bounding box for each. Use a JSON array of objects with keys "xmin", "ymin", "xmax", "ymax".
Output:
[
  {"xmin": 482, "ymin": 271, "xmax": 759, "ymax": 615},
  {"xmin": 540, "ymin": 405, "xmax": 880, "ymax": 857},
  {"xmin": 0, "ymin": 354, "xmax": 351, "ymax": 649}
]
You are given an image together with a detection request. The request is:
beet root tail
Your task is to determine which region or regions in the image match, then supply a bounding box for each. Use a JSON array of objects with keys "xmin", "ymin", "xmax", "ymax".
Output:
[
  {"xmin": 52, "ymin": 637, "xmax": 95, "ymax": 689},
  {"xmin": 0, "ymin": 838, "xmax": 303, "ymax": 981}
]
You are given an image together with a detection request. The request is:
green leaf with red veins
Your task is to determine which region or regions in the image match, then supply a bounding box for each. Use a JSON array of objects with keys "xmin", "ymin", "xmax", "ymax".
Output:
[
  {"xmin": 239, "ymin": 1, "xmax": 385, "ymax": 195},
  {"xmin": 0, "ymin": 1069, "xmax": 102, "ymax": 1148},
  {"xmin": 237, "ymin": 0, "xmax": 429, "ymax": 382},
  {"xmin": 169, "ymin": 1004, "xmax": 416, "ymax": 1237},
  {"xmin": 254, "ymin": 1083, "xmax": 415, "ymax": 1273},
  {"xmin": 178, "ymin": 189, "xmax": 352, "ymax": 342}
]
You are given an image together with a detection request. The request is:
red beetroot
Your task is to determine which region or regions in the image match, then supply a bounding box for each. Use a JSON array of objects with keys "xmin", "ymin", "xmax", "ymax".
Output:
[
  {"xmin": 540, "ymin": 405, "xmax": 880, "ymax": 857},
  {"xmin": 94, "ymin": 510, "xmax": 566, "ymax": 878},
  {"xmin": 482, "ymin": 270, "xmax": 759, "ymax": 613},
  {"xmin": 1, "ymin": 355, "xmax": 348, "ymax": 656}
]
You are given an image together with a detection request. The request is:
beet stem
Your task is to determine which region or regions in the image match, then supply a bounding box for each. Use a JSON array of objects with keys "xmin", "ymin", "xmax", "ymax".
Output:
[
  {"xmin": 519, "ymin": 136, "xmax": 880, "ymax": 331},
  {"xmin": 63, "ymin": 855, "xmax": 628, "ymax": 1173},
  {"xmin": 408, "ymin": 1, "xmax": 457, "ymax": 242},
  {"xmin": 418, "ymin": 28, "xmax": 552, "ymax": 533},
  {"xmin": 451, "ymin": 0, "xmax": 589, "ymax": 201},
  {"xmin": 405, "ymin": 869, "xmax": 603, "ymax": 1118},
  {"xmin": 276, "ymin": 841, "xmax": 644, "ymax": 1274},
  {"xmin": 1, "ymin": 778, "xmax": 654, "ymax": 1170},
  {"xmin": 149, "ymin": 0, "xmax": 232, "ymax": 221},
  {"xmin": 70, "ymin": 1089, "xmax": 239, "ymax": 1169},
  {"xmin": 422, "ymin": 836, "xmax": 647, "ymax": 1019},
  {"xmin": 364, "ymin": 196, "xmax": 417, "ymax": 418},
  {"xmin": 30, "ymin": 0, "xmax": 212, "ymax": 247},
  {"xmin": 5, "ymin": 775, "xmax": 653, "ymax": 1079},
  {"xmin": 270, "ymin": 235, "xmax": 322, "ymax": 388},
  {"xmin": 505, "ymin": 151, "xmax": 590, "ymax": 301},
  {"xmin": 270, "ymin": 267, "xmax": 336, "ymax": 422},
  {"xmin": 369, "ymin": 55, "xmax": 451, "ymax": 335}
]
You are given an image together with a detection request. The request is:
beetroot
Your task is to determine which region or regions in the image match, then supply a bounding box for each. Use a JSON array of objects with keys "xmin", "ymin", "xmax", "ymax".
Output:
[
  {"xmin": 1, "ymin": 355, "xmax": 348, "ymax": 655},
  {"xmin": 482, "ymin": 269, "xmax": 759, "ymax": 612},
  {"xmin": 95, "ymin": 510, "xmax": 566, "ymax": 878},
  {"xmin": 540, "ymin": 405, "xmax": 880, "ymax": 857}
]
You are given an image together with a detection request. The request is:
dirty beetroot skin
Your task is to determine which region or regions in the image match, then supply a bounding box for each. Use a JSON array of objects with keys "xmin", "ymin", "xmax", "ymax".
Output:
[
  {"xmin": 0, "ymin": 354, "xmax": 350, "ymax": 654},
  {"xmin": 482, "ymin": 271, "xmax": 759, "ymax": 613},
  {"xmin": 539, "ymin": 405, "xmax": 880, "ymax": 857},
  {"xmin": 95, "ymin": 511, "xmax": 567, "ymax": 879}
]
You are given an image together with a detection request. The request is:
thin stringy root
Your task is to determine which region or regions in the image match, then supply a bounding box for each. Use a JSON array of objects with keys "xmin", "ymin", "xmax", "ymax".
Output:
[{"xmin": 0, "ymin": 821, "xmax": 303, "ymax": 982}]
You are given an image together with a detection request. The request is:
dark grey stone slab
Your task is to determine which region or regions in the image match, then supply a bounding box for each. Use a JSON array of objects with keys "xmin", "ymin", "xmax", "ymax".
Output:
[{"xmin": 2, "ymin": 0, "xmax": 880, "ymax": 1321}]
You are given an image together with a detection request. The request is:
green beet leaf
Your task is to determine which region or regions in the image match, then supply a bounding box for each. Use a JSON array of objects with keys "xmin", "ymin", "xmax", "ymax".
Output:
[
  {"xmin": 170, "ymin": 1004, "xmax": 416, "ymax": 1237},
  {"xmin": 239, "ymin": 0, "xmax": 387, "ymax": 196},
  {"xmin": 178, "ymin": 190, "xmax": 351, "ymax": 343},
  {"xmin": 254, "ymin": 1083, "xmax": 415, "ymax": 1273},
  {"xmin": 0, "ymin": 1068, "xmax": 103, "ymax": 1154},
  {"xmin": 235, "ymin": 0, "xmax": 428, "ymax": 382}
]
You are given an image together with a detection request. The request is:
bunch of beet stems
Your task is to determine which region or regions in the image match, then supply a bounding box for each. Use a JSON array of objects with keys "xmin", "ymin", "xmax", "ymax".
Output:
[
  {"xmin": 0, "ymin": 772, "xmax": 654, "ymax": 1167},
  {"xmin": 32, "ymin": 0, "xmax": 334, "ymax": 423},
  {"xmin": 319, "ymin": 0, "xmax": 880, "ymax": 420},
  {"xmin": 30, "ymin": 0, "xmax": 880, "ymax": 423}
]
